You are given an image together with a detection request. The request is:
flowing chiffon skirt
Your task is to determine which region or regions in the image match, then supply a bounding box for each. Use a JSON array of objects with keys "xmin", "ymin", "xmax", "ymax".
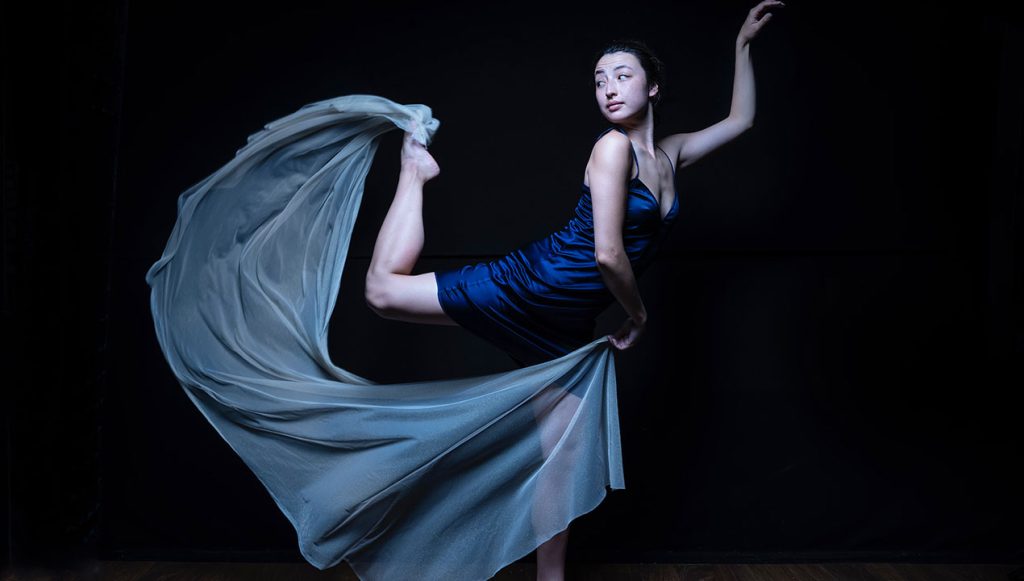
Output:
[{"xmin": 144, "ymin": 94, "xmax": 625, "ymax": 580}]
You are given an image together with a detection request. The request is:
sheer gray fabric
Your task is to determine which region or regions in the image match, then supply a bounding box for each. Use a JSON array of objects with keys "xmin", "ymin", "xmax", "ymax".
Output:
[{"xmin": 145, "ymin": 94, "xmax": 624, "ymax": 580}]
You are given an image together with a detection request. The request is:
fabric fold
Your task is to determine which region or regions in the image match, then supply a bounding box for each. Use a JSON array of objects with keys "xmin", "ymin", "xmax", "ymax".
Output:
[{"xmin": 145, "ymin": 93, "xmax": 624, "ymax": 580}]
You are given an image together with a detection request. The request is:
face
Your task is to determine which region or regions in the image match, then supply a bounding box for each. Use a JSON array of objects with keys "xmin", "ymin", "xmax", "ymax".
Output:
[{"xmin": 594, "ymin": 51, "xmax": 657, "ymax": 123}]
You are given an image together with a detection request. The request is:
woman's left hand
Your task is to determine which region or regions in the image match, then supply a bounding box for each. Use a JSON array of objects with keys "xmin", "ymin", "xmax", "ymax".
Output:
[
  {"xmin": 738, "ymin": 0, "xmax": 785, "ymax": 46},
  {"xmin": 607, "ymin": 316, "xmax": 646, "ymax": 351}
]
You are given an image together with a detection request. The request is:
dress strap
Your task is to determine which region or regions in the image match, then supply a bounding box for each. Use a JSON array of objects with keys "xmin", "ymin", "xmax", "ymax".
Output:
[
  {"xmin": 594, "ymin": 126, "xmax": 638, "ymax": 181},
  {"xmin": 655, "ymin": 145, "xmax": 676, "ymax": 177}
]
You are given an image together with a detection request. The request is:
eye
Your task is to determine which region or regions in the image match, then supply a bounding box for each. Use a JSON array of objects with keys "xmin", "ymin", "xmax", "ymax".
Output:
[
  {"xmin": 618, "ymin": 74, "xmax": 628, "ymax": 80},
  {"xmin": 596, "ymin": 80, "xmax": 605, "ymax": 87}
]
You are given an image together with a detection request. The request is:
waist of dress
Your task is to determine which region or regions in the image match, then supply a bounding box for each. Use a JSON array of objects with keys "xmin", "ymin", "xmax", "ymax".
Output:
[{"xmin": 483, "ymin": 238, "xmax": 607, "ymax": 295}]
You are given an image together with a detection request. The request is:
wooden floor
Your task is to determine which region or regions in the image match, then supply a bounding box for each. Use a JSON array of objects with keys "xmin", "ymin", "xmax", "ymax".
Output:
[{"xmin": 3, "ymin": 561, "xmax": 1021, "ymax": 580}]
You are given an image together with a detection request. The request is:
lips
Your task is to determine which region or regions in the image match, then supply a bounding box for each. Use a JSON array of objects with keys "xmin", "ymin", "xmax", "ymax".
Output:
[{"xmin": 607, "ymin": 102, "xmax": 624, "ymax": 111}]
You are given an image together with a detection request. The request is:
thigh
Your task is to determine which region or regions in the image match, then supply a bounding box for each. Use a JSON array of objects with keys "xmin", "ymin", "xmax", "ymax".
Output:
[
  {"xmin": 531, "ymin": 384, "xmax": 583, "ymax": 458},
  {"xmin": 379, "ymin": 271, "xmax": 460, "ymax": 327}
]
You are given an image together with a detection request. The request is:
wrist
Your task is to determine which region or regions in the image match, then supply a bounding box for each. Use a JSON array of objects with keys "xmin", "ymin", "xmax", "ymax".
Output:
[{"xmin": 633, "ymin": 311, "xmax": 648, "ymax": 326}]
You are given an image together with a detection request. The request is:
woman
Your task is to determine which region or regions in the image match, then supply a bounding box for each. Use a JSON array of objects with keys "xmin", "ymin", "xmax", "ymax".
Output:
[{"xmin": 362, "ymin": 2, "xmax": 783, "ymax": 578}]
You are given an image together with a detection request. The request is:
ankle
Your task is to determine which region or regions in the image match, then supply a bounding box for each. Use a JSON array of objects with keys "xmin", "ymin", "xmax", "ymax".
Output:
[{"xmin": 399, "ymin": 163, "xmax": 429, "ymax": 184}]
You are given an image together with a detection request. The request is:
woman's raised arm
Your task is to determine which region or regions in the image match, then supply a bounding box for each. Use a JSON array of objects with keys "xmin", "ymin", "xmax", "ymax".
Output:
[{"xmin": 657, "ymin": 0, "xmax": 784, "ymax": 169}]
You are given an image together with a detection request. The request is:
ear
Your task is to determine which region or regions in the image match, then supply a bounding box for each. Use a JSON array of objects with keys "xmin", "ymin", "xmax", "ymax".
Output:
[{"xmin": 648, "ymin": 83, "xmax": 659, "ymax": 100}]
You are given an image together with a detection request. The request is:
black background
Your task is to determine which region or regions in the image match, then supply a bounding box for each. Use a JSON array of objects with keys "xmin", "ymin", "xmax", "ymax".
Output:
[{"xmin": 3, "ymin": 0, "xmax": 1022, "ymax": 572}]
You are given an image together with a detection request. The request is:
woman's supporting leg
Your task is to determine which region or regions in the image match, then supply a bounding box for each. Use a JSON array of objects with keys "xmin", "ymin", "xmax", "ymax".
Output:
[
  {"xmin": 365, "ymin": 131, "xmax": 456, "ymax": 326},
  {"xmin": 532, "ymin": 383, "xmax": 584, "ymax": 581}
]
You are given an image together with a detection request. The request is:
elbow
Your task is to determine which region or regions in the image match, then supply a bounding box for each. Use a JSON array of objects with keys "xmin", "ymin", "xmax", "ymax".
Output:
[
  {"xmin": 595, "ymin": 246, "xmax": 622, "ymax": 267},
  {"xmin": 730, "ymin": 115, "xmax": 754, "ymax": 132}
]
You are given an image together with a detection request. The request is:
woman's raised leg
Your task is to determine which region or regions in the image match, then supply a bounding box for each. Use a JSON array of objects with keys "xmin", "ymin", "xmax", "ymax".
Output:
[{"xmin": 365, "ymin": 130, "xmax": 457, "ymax": 326}]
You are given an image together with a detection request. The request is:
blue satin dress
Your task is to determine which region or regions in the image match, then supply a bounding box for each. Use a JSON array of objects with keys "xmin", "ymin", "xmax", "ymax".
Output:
[{"xmin": 435, "ymin": 126, "xmax": 679, "ymax": 367}]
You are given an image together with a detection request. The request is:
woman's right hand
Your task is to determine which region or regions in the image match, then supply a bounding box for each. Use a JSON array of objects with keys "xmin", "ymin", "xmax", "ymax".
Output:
[
  {"xmin": 607, "ymin": 316, "xmax": 646, "ymax": 351},
  {"xmin": 737, "ymin": 0, "xmax": 784, "ymax": 47}
]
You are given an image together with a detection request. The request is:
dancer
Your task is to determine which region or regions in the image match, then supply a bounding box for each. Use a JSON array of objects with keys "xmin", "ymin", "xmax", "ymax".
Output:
[
  {"xmin": 144, "ymin": 3, "xmax": 782, "ymax": 579},
  {"xmin": 363, "ymin": 2, "xmax": 783, "ymax": 579}
]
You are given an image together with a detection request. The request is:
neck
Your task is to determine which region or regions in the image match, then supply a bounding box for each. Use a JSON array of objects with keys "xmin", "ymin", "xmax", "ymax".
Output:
[{"xmin": 616, "ymin": 106, "xmax": 656, "ymax": 155}]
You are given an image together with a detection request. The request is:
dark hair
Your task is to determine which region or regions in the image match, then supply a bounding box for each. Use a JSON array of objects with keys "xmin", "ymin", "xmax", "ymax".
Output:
[{"xmin": 591, "ymin": 39, "xmax": 667, "ymax": 108}]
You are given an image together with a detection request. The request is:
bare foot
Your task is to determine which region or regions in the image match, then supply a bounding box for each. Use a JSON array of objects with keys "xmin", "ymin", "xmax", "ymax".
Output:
[{"xmin": 401, "ymin": 130, "xmax": 440, "ymax": 182}]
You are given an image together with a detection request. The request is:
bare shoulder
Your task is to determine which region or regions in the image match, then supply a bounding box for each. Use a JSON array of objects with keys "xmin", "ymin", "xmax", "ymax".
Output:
[
  {"xmin": 584, "ymin": 130, "xmax": 633, "ymax": 186},
  {"xmin": 592, "ymin": 129, "xmax": 631, "ymax": 153}
]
